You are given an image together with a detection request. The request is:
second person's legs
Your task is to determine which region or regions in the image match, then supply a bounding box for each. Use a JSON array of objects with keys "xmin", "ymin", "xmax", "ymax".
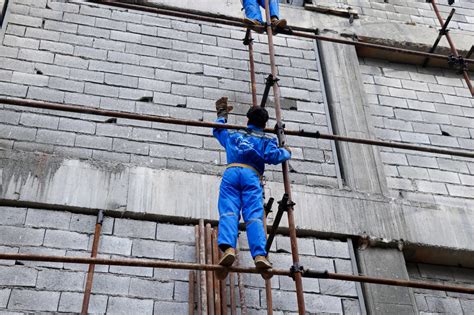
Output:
[
  {"xmin": 243, "ymin": 0, "xmax": 263, "ymax": 23},
  {"xmin": 256, "ymin": 0, "xmax": 280, "ymax": 20}
]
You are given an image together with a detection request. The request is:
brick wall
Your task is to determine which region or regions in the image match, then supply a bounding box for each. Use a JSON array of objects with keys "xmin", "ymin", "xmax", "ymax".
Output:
[
  {"xmin": 0, "ymin": 206, "xmax": 362, "ymax": 314},
  {"xmin": 407, "ymin": 262, "xmax": 474, "ymax": 314},
  {"xmin": 346, "ymin": 0, "xmax": 474, "ymax": 32},
  {"xmin": 361, "ymin": 58, "xmax": 474, "ymax": 205},
  {"xmin": 0, "ymin": 0, "xmax": 338, "ymax": 187}
]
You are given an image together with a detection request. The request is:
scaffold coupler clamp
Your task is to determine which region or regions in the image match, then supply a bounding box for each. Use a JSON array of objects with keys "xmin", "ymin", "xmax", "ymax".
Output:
[
  {"xmin": 260, "ymin": 74, "xmax": 280, "ymax": 108},
  {"xmin": 97, "ymin": 210, "xmax": 104, "ymax": 225},
  {"xmin": 289, "ymin": 262, "xmax": 305, "ymax": 280},
  {"xmin": 274, "ymin": 121, "xmax": 286, "ymax": 144},
  {"xmin": 264, "ymin": 197, "xmax": 275, "ymax": 216},
  {"xmin": 243, "ymin": 29, "xmax": 253, "ymax": 46},
  {"xmin": 277, "ymin": 193, "xmax": 295, "ymax": 213},
  {"xmin": 448, "ymin": 55, "xmax": 468, "ymax": 74}
]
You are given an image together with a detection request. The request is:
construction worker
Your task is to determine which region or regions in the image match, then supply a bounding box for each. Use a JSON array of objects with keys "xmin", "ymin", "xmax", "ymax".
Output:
[
  {"xmin": 213, "ymin": 97, "xmax": 291, "ymax": 275},
  {"xmin": 242, "ymin": 0, "xmax": 287, "ymax": 32}
]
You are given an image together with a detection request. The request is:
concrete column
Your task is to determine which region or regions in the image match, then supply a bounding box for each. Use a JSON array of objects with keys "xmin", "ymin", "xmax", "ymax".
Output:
[
  {"xmin": 357, "ymin": 247, "xmax": 418, "ymax": 314},
  {"xmin": 317, "ymin": 41, "xmax": 387, "ymax": 195}
]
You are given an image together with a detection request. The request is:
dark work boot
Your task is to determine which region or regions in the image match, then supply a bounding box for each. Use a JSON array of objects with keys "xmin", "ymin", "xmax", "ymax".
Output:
[{"xmin": 271, "ymin": 17, "xmax": 287, "ymax": 35}]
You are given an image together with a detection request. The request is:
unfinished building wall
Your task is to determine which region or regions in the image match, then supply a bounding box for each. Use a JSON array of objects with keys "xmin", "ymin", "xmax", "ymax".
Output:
[
  {"xmin": 361, "ymin": 58, "xmax": 474, "ymax": 207},
  {"xmin": 347, "ymin": 0, "xmax": 474, "ymax": 31},
  {"xmin": 0, "ymin": 206, "xmax": 363, "ymax": 314},
  {"xmin": 407, "ymin": 262, "xmax": 474, "ymax": 314},
  {"xmin": 0, "ymin": 0, "xmax": 472, "ymax": 314},
  {"xmin": 0, "ymin": 0, "xmax": 338, "ymax": 188}
]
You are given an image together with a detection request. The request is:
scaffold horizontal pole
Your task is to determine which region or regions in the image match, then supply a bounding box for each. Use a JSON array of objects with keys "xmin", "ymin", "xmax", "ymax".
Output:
[
  {"xmin": 3, "ymin": 98, "xmax": 473, "ymax": 159},
  {"xmin": 0, "ymin": 253, "xmax": 472, "ymax": 295}
]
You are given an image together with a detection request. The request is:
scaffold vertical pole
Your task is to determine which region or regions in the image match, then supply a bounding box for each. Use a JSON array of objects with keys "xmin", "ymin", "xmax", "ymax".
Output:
[
  {"xmin": 194, "ymin": 226, "xmax": 202, "ymax": 315},
  {"xmin": 199, "ymin": 220, "xmax": 208, "ymax": 314},
  {"xmin": 245, "ymin": 29, "xmax": 258, "ymax": 107},
  {"xmin": 81, "ymin": 210, "xmax": 104, "ymax": 315},
  {"xmin": 262, "ymin": 1, "xmax": 306, "ymax": 313},
  {"xmin": 245, "ymin": 23, "xmax": 274, "ymax": 315}
]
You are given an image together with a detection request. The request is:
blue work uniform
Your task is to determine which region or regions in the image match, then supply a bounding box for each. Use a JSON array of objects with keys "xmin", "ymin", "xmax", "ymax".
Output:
[
  {"xmin": 243, "ymin": 0, "xmax": 280, "ymax": 23},
  {"xmin": 213, "ymin": 117, "xmax": 291, "ymax": 258}
]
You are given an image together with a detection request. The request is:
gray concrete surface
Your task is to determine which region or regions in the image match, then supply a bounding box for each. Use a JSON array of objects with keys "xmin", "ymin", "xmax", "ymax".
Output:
[
  {"xmin": 358, "ymin": 247, "xmax": 418, "ymax": 314},
  {"xmin": 1, "ymin": 150, "xmax": 472, "ymax": 254}
]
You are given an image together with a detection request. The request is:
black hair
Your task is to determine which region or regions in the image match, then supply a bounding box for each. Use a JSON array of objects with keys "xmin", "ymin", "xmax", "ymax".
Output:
[{"xmin": 246, "ymin": 106, "xmax": 269, "ymax": 129}]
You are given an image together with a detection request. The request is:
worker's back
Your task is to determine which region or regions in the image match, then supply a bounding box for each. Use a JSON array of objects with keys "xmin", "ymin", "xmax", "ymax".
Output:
[{"xmin": 213, "ymin": 119, "xmax": 290, "ymax": 175}]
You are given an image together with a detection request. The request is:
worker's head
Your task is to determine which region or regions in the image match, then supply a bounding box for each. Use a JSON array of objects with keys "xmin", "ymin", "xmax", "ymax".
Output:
[{"xmin": 246, "ymin": 106, "xmax": 269, "ymax": 129}]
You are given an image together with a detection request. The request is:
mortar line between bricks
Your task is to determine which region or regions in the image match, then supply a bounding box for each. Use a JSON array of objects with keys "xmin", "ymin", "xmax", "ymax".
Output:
[{"xmin": 3, "ymin": 97, "xmax": 474, "ymax": 159}]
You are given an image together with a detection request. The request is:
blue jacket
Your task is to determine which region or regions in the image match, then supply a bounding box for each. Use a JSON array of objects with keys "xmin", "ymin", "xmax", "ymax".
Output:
[{"xmin": 213, "ymin": 117, "xmax": 291, "ymax": 175}]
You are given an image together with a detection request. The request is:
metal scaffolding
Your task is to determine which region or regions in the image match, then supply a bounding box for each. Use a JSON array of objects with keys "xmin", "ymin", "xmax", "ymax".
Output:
[{"xmin": 1, "ymin": 0, "xmax": 473, "ymax": 314}]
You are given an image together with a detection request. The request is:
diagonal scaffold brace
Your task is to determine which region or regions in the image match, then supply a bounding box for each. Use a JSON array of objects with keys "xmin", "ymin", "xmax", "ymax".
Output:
[
  {"xmin": 262, "ymin": 0, "xmax": 306, "ymax": 313},
  {"xmin": 422, "ymin": 8, "xmax": 455, "ymax": 67},
  {"xmin": 265, "ymin": 194, "xmax": 294, "ymax": 253}
]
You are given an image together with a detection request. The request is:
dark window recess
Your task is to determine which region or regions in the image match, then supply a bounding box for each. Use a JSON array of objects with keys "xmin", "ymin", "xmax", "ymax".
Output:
[{"xmin": 0, "ymin": 0, "xmax": 8, "ymax": 28}]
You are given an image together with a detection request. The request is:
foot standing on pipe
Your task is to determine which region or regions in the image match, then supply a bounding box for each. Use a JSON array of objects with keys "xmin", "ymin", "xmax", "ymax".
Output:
[{"xmin": 242, "ymin": 0, "xmax": 287, "ymax": 33}]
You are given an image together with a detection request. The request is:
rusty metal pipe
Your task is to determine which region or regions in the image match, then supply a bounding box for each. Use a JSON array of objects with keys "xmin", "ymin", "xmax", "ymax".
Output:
[
  {"xmin": 3, "ymin": 253, "xmax": 473, "ymax": 294},
  {"xmin": 235, "ymin": 243, "xmax": 247, "ymax": 315},
  {"xmin": 205, "ymin": 224, "xmax": 215, "ymax": 315},
  {"xmin": 189, "ymin": 271, "xmax": 195, "ymax": 315},
  {"xmin": 263, "ymin": 0, "xmax": 305, "ymax": 313},
  {"xmin": 422, "ymin": 8, "xmax": 455, "ymax": 67},
  {"xmin": 199, "ymin": 220, "xmax": 208, "ymax": 314},
  {"xmin": 245, "ymin": 29, "xmax": 258, "ymax": 107},
  {"xmin": 3, "ymin": 98, "xmax": 473, "ymax": 158},
  {"xmin": 194, "ymin": 225, "xmax": 202, "ymax": 315},
  {"xmin": 212, "ymin": 229, "xmax": 221, "ymax": 315},
  {"xmin": 80, "ymin": 210, "xmax": 104, "ymax": 315},
  {"xmin": 430, "ymin": 0, "xmax": 474, "ymax": 95},
  {"xmin": 229, "ymin": 272, "xmax": 236, "ymax": 315},
  {"xmin": 262, "ymin": 208, "xmax": 273, "ymax": 315}
]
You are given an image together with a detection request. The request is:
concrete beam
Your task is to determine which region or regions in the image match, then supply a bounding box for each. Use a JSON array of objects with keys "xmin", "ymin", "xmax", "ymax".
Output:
[
  {"xmin": 1, "ymin": 150, "xmax": 473, "ymax": 254},
  {"xmin": 317, "ymin": 41, "xmax": 387, "ymax": 195},
  {"xmin": 358, "ymin": 248, "xmax": 418, "ymax": 314}
]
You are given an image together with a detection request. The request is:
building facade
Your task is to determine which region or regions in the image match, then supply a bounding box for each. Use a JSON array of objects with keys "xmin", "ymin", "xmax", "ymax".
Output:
[{"xmin": 0, "ymin": 0, "xmax": 473, "ymax": 313}]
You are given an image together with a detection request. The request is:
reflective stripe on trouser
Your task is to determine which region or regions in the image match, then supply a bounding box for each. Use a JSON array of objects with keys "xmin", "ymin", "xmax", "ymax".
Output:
[
  {"xmin": 217, "ymin": 167, "xmax": 267, "ymax": 258},
  {"xmin": 242, "ymin": 0, "xmax": 280, "ymax": 23}
]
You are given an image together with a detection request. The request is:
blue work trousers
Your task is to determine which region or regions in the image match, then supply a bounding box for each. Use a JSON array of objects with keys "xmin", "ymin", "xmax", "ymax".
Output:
[
  {"xmin": 243, "ymin": 0, "xmax": 280, "ymax": 23},
  {"xmin": 217, "ymin": 167, "xmax": 267, "ymax": 258}
]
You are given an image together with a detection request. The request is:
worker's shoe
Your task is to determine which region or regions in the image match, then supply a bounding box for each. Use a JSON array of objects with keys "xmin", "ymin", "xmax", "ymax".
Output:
[
  {"xmin": 243, "ymin": 17, "xmax": 265, "ymax": 34},
  {"xmin": 254, "ymin": 255, "xmax": 272, "ymax": 269},
  {"xmin": 215, "ymin": 248, "xmax": 236, "ymax": 280},
  {"xmin": 219, "ymin": 248, "xmax": 236, "ymax": 267},
  {"xmin": 271, "ymin": 17, "xmax": 287, "ymax": 34},
  {"xmin": 255, "ymin": 255, "xmax": 273, "ymax": 280}
]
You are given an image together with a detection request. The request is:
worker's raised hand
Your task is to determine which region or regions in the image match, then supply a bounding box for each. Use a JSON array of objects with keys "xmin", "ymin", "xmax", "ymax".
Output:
[
  {"xmin": 215, "ymin": 97, "xmax": 233, "ymax": 119},
  {"xmin": 283, "ymin": 145, "xmax": 292, "ymax": 155}
]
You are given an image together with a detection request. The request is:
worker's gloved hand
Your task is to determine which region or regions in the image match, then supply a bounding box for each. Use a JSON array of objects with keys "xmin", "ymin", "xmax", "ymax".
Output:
[
  {"xmin": 283, "ymin": 145, "xmax": 292, "ymax": 155},
  {"xmin": 215, "ymin": 97, "xmax": 233, "ymax": 119}
]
